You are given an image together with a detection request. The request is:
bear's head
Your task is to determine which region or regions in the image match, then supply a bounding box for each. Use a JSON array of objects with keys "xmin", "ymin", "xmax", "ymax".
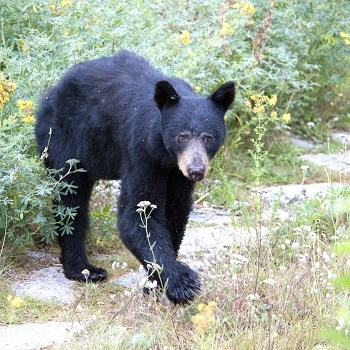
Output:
[{"xmin": 155, "ymin": 80, "xmax": 235, "ymax": 181}]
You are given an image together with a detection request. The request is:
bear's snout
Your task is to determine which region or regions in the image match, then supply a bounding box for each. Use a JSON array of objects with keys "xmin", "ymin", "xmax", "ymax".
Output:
[
  {"xmin": 177, "ymin": 140, "xmax": 209, "ymax": 181},
  {"xmin": 187, "ymin": 163, "xmax": 206, "ymax": 181}
]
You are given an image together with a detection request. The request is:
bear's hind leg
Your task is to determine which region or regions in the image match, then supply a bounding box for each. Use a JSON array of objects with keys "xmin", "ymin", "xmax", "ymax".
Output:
[{"xmin": 55, "ymin": 174, "xmax": 107, "ymax": 282}]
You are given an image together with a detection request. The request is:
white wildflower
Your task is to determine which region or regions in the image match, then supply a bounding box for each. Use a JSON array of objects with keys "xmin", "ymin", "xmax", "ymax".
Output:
[
  {"xmin": 291, "ymin": 242, "xmax": 300, "ymax": 250},
  {"xmin": 144, "ymin": 280, "xmax": 158, "ymax": 289},
  {"xmin": 137, "ymin": 201, "xmax": 151, "ymax": 208},
  {"xmin": 111, "ymin": 261, "xmax": 120, "ymax": 270},
  {"xmin": 81, "ymin": 269, "xmax": 90, "ymax": 279},
  {"xmin": 247, "ymin": 293, "xmax": 260, "ymax": 301},
  {"xmin": 322, "ymin": 252, "xmax": 330, "ymax": 263},
  {"xmin": 262, "ymin": 279, "xmax": 276, "ymax": 286}
]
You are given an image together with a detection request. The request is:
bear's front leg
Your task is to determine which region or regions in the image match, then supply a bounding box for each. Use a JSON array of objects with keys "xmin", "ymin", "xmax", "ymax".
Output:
[
  {"xmin": 166, "ymin": 169, "xmax": 195, "ymax": 254},
  {"xmin": 118, "ymin": 174, "xmax": 200, "ymax": 304}
]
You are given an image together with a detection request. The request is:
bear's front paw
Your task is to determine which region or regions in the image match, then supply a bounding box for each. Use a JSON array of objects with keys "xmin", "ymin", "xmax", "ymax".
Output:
[
  {"xmin": 166, "ymin": 263, "xmax": 201, "ymax": 304},
  {"xmin": 64, "ymin": 264, "xmax": 107, "ymax": 282}
]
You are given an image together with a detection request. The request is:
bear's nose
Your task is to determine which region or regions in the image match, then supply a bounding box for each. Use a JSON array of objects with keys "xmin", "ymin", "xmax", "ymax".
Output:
[{"xmin": 187, "ymin": 165, "xmax": 205, "ymax": 181}]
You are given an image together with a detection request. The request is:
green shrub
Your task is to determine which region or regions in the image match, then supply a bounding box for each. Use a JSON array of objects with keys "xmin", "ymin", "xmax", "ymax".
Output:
[{"xmin": 0, "ymin": 124, "xmax": 55, "ymax": 245}]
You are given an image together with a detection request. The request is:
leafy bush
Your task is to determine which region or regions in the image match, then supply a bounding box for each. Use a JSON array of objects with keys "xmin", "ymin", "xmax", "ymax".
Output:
[
  {"xmin": 1, "ymin": 0, "xmax": 349, "ymax": 127},
  {"xmin": 0, "ymin": 125, "xmax": 55, "ymax": 245}
]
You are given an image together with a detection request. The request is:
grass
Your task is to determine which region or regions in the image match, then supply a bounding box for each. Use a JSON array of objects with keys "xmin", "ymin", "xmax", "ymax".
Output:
[{"xmin": 2, "ymin": 176, "xmax": 350, "ymax": 349}]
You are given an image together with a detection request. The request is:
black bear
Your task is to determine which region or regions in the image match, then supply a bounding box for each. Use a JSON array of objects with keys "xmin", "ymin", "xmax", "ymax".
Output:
[{"xmin": 35, "ymin": 49, "xmax": 235, "ymax": 304}]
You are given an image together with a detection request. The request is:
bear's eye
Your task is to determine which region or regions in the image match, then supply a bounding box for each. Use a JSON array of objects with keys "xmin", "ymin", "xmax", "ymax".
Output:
[
  {"xmin": 201, "ymin": 133, "xmax": 214, "ymax": 144},
  {"xmin": 177, "ymin": 133, "xmax": 190, "ymax": 142}
]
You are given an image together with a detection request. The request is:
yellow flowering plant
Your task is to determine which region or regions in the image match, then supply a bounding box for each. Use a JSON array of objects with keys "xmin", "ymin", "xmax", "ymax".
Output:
[
  {"xmin": 232, "ymin": 0, "xmax": 255, "ymax": 16},
  {"xmin": 191, "ymin": 301, "xmax": 217, "ymax": 333},
  {"xmin": 220, "ymin": 22, "xmax": 234, "ymax": 36},
  {"xmin": 243, "ymin": 93, "xmax": 292, "ymax": 185},
  {"xmin": 180, "ymin": 30, "xmax": 191, "ymax": 45},
  {"xmin": 17, "ymin": 99, "xmax": 35, "ymax": 124},
  {"xmin": 7, "ymin": 294, "xmax": 23, "ymax": 308},
  {"xmin": 0, "ymin": 74, "xmax": 16, "ymax": 111}
]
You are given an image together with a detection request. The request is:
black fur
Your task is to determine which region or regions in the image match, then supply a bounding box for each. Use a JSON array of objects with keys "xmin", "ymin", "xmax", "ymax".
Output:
[{"xmin": 35, "ymin": 49, "xmax": 235, "ymax": 303}]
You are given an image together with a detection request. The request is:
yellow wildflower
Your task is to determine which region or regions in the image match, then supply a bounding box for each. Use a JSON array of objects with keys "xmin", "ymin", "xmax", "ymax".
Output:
[
  {"xmin": 282, "ymin": 113, "xmax": 291, "ymax": 124},
  {"xmin": 340, "ymin": 32, "xmax": 350, "ymax": 39},
  {"xmin": 220, "ymin": 22, "xmax": 234, "ymax": 36},
  {"xmin": 244, "ymin": 100, "xmax": 252, "ymax": 109},
  {"xmin": 270, "ymin": 110, "xmax": 277, "ymax": 119},
  {"xmin": 194, "ymin": 86, "xmax": 201, "ymax": 93},
  {"xmin": 250, "ymin": 94, "xmax": 258, "ymax": 101},
  {"xmin": 268, "ymin": 94, "xmax": 277, "ymax": 106},
  {"xmin": 60, "ymin": 0, "xmax": 72, "ymax": 6},
  {"xmin": 180, "ymin": 30, "xmax": 191, "ymax": 45},
  {"xmin": 262, "ymin": 95, "xmax": 270, "ymax": 103},
  {"xmin": 241, "ymin": 1, "xmax": 255, "ymax": 16},
  {"xmin": 0, "ymin": 74, "xmax": 16, "ymax": 109},
  {"xmin": 22, "ymin": 115, "xmax": 35, "ymax": 123},
  {"xmin": 7, "ymin": 294, "xmax": 23, "ymax": 308},
  {"xmin": 49, "ymin": 4, "xmax": 56, "ymax": 12},
  {"xmin": 17, "ymin": 99, "xmax": 34, "ymax": 111},
  {"xmin": 17, "ymin": 99, "xmax": 35, "ymax": 123},
  {"xmin": 339, "ymin": 32, "xmax": 350, "ymax": 45},
  {"xmin": 192, "ymin": 301, "xmax": 217, "ymax": 333},
  {"xmin": 253, "ymin": 105, "xmax": 265, "ymax": 114},
  {"xmin": 232, "ymin": 1, "xmax": 255, "ymax": 16}
]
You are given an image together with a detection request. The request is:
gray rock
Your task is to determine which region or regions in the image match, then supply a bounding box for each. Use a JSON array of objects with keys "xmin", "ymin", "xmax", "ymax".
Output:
[
  {"xmin": 112, "ymin": 268, "xmax": 147, "ymax": 289},
  {"xmin": 290, "ymin": 137, "xmax": 317, "ymax": 149},
  {"xmin": 332, "ymin": 131, "xmax": 350, "ymax": 145},
  {"xmin": 26, "ymin": 250, "xmax": 59, "ymax": 263},
  {"xmin": 259, "ymin": 182, "xmax": 343, "ymax": 206},
  {"xmin": 300, "ymin": 153, "xmax": 350, "ymax": 172},
  {"xmin": 0, "ymin": 321, "xmax": 85, "ymax": 350},
  {"xmin": 189, "ymin": 206, "xmax": 232, "ymax": 226},
  {"xmin": 12, "ymin": 266, "xmax": 76, "ymax": 305}
]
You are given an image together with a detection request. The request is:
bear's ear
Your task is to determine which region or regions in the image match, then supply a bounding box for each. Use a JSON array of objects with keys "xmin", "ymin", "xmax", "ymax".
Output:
[
  {"xmin": 210, "ymin": 81, "xmax": 235, "ymax": 111},
  {"xmin": 154, "ymin": 81, "xmax": 180, "ymax": 110}
]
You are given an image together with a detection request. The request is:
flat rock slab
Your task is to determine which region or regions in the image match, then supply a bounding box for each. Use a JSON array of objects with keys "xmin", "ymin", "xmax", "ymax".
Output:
[
  {"xmin": 189, "ymin": 205, "xmax": 232, "ymax": 226},
  {"xmin": 259, "ymin": 182, "xmax": 344, "ymax": 206},
  {"xmin": 300, "ymin": 153, "xmax": 350, "ymax": 172},
  {"xmin": 12, "ymin": 266, "xmax": 76, "ymax": 305},
  {"xmin": 0, "ymin": 321, "xmax": 84, "ymax": 350},
  {"xmin": 112, "ymin": 225, "xmax": 265, "ymax": 290},
  {"xmin": 182, "ymin": 226, "xmax": 234, "ymax": 252},
  {"xmin": 332, "ymin": 131, "xmax": 350, "ymax": 145},
  {"xmin": 290, "ymin": 137, "xmax": 318, "ymax": 149},
  {"xmin": 113, "ymin": 268, "xmax": 147, "ymax": 289}
]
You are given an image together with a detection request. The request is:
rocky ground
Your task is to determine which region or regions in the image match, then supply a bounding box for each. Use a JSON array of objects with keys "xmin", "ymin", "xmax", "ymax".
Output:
[{"xmin": 1, "ymin": 131, "xmax": 349, "ymax": 350}]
